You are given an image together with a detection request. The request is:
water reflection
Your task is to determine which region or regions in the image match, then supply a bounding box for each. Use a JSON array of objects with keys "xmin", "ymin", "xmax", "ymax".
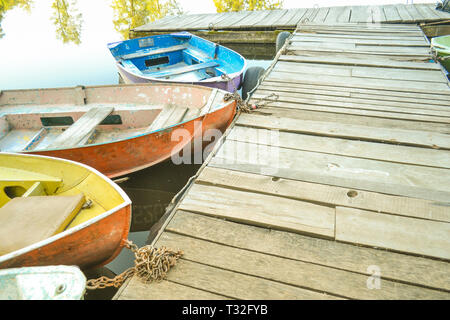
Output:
[{"xmin": 51, "ymin": 0, "xmax": 82, "ymax": 44}]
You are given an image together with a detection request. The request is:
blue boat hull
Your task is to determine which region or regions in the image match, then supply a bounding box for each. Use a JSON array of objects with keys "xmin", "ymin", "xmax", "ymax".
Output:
[{"xmin": 108, "ymin": 32, "xmax": 246, "ymax": 92}]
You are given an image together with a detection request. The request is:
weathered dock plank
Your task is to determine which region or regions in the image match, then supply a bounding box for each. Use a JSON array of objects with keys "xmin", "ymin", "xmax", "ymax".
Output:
[
  {"xmin": 134, "ymin": 4, "xmax": 450, "ymax": 33},
  {"xmin": 116, "ymin": 22, "xmax": 450, "ymax": 300}
]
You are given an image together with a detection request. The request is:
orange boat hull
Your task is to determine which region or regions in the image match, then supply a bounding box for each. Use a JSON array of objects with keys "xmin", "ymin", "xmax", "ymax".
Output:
[
  {"xmin": 29, "ymin": 102, "xmax": 236, "ymax": 178},
  {"xmin": 0, "ymin": 203, "xmax": 131, "ymax": 271}
]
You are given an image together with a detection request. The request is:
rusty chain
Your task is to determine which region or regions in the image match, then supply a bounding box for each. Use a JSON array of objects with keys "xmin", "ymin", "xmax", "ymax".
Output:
[
  {"xmin": 224, "ymin": 92, "xmax": 279, "ymax": 113},
  {"xmin": 85, "ymin": 240, "xmax": 183, "ymax": 290}
]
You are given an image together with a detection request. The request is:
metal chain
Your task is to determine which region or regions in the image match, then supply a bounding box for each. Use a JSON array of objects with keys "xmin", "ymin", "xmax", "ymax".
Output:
[
  {"xmin": 224, "ymin": 92, "xmax": 279, "ymax": 113},
  {"xmin": 85, "ymin": 240, "xmax": 183, "ymax": 290}
]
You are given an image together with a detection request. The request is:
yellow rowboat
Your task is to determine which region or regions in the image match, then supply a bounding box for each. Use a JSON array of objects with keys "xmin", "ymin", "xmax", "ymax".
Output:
[{"xmin": 0, "ymin": 152, "xmax": 131, "ymax": 270}]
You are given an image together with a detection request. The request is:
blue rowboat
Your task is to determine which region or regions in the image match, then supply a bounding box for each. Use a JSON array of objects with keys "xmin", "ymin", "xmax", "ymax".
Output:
[{"xmin": 107, "ymin": 32, "xmax": 246, "ymax": 92}]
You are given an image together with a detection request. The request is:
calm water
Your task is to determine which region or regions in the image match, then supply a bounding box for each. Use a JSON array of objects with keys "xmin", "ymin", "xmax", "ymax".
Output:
[{"xmin": 1, "ymin": 0, "xmax": 271, "ymax": 299}]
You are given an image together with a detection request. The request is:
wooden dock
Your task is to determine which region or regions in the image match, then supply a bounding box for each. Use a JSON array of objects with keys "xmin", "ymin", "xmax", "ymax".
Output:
[
  {"xmin": 130, "ymin": 3, "xmax": 450, "ymax": 58},
  {"xmin": 115, "ymin": 22, "xmax": 450, "ymax": 300}
]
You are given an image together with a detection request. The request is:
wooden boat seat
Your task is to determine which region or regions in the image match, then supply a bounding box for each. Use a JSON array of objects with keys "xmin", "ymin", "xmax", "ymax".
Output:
[
  {"xmin": 149, "ymin": 61, "xmax": 219, "ymax": 78},
  {"xmin": 47, "ymin": 107, "xmax": 114, "ymax": 149},
  {"xmin": 0, "ymin": 194, "xmax": 85, "ymax": 255},
  {"xmin": 119, "ymin": 44, "xmax": 188, "ymax": 61},
  {"xmin": 145, "ymin": 105, "xmax": 189, "ymax": 133}
]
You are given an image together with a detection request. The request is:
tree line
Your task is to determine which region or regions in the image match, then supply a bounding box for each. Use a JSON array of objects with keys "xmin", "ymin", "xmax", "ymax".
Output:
[{"xmin": 0, "ymin": 0, "xmax": 283, "ymax": 43}]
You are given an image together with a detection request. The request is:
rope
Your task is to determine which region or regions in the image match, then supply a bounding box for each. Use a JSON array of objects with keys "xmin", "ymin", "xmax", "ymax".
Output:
[
  {"xmin": 85, "ymin": 240, "xmax": 183, "ymax": 290},
  {"xmin": 224, "ymin": 92, "xmax": 279, "ymax": 113}
]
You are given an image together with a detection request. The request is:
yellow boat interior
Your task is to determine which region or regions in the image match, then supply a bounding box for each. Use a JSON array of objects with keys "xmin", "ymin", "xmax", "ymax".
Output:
[{"xmin": 0, "ymin": 153, "xmax": 127, "ymax": 256}]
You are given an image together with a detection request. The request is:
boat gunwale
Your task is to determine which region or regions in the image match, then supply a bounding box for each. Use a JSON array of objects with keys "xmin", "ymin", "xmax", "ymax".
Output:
[
  {"xmin": 108, "ymin": 32, "xmax": 247, "ymax": 84},
  {"xmin": 1, "ymin": 84, "xmax": 234, "ymax": 153},
  {"xmin": 0, "ymin": 152, "xmax": 132, "ymax": 265}
]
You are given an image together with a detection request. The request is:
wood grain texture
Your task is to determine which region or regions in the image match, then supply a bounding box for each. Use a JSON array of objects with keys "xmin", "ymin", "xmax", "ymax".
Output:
[
  {"xmin": 336, "ymin": 207, "xmax": 450, "ymax": 260},
  {"xmin": 197, "ymin": 166, "xmax": 450, "ymax": 222},
  {"xmin": 179, "ymin": 183, "xmax": 336, "ymax": 238},
  {"xmin": 48, "ymin": 107, "xmax": 113, "ymax": 149},
  {"xmin": 116, "ymin": 277, "xmax": 229, "ymax": 300},
  {"xmin": 167, "ymin": 211, "xmax": 450, "ymax": 292},
  {"xmin": 211, "ymin": 140, "xmax": 450, "ymax": 202},
  {"xmin": 156, "ymin": 232, "xmax": 449, "ymax": 299}
]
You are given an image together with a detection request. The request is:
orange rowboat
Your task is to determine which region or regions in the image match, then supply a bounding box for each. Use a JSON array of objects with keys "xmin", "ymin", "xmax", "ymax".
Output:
[
  {"xmin": 0, "ymin": 83, "xmax": 236, "ymax": 178},
  {"xmin": 0, "ymin": 152, "xmax": 131, "ymax": 270}
]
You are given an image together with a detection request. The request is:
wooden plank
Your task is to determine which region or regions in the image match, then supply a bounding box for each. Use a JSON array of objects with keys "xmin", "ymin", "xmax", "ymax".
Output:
[
  {"xmin": 179, "ymin": 183, "xmax": 336, "ymax": 238},
  {"xmin": 252, "ymin": 89, "xmax": 450, "ymax": 117},
  {"xmin": 163, "ymin": 107, "xmax": 188, "ymax": 127},
  {"xmin": 257, "ymin": 82, "xmax": 450, "ymax": 109},
  {"xmin": 238, "ymin": 10, "xmax": 272, "ymax": 28},
  {"xmin": 119, "ymin": 44, "xmax": 187, "ymax": 60},
  {"xmin": 415, "ymin": 3, "xmax": 441, "ymax": 20},
  {"xmin": 275, "ymin": 8, "xmax": 307, "ymax": 27},
  {"xmin": 312, "ymin": 7, "xmax": 330, "ymax": 23},
  {"xmin": 117, "ymin": 278, "xmax": 229, "ymax": 300},
  {"xmin": 250, "ymin": 98, "xmax": 450, "ymax": 125},
  {"xmin": 182, "ymin": 14, "xmax": 216, "ymax": 29},
  {"xmin": 265, "ymin": 71, "xmax": 450, "ymax": 94},
  {"xmin": 287, "ymin": 48, "xmax": 431, "ymax": 61},
  {"xmin": 211, "ymin": 140, "xmax": 450, "ymax": 202},
  {"xmin": 229, "ymin": 126, "xmax": 450, "ymax": 170},
  {"xmin": 167, "ymin": 211, "xmax": 450, "ymax": 291},
  {"xmin": 22, "ymin": 181, "xmax": 46, "ymax": 197},
  {"xmin": 371, "ymin": 5, "xmax": 387, "ymax": 23},
  {"xmin": 182, "ymin": 107, "xmax": 200, "ymax": 122},
  {"xmin": 284, "ymin": 8, "xmax": 309, "ymax": 26},
  {"xmin": 157, "ymin": 251, "xmax": 341, "ymax": 300},
  {"xmin": 279, "ymin": 54, "xmax": 440, "ymax": 70},
  {"xmin": 257, "ymin": 9, "xmax": 289, "ymax": 27},
  {"xmin": 255, "ymin": 85, "xmax": 450, "ymax": 114},
  {"xmin": 150, "ymin": 61, "xmax": 219, "ymax": 78},
  {"xmin": 257, "ymin": 84, "xmax": 450, "ymax": 111},
  {"xmin": 288, "ymin": 42, "xmax": 432, "ymax": 55},
  {"xmin": 145, "ymin": 105, "xmax": 176, "ymax": 132},
  {"xmin": 273, "ymin": 61, "xmax": 446, "ymax": 83},
  {"xmin": 405, "ymin": 3, "xmax": 426, "ymax": 22},
  {"xmin": 214, "ymin": 11, "xmax": 254, "ymax": 29},
  {"xmin": 261, "ymin": 79, "xmax": 450, "ymax": 104},
  {"xmin": 200, "ymin": 88, "xmax": 218, "ymax": 116},
  {"xmin": 256, "ymin": 106, "xmax": 450, "ymax": 135},
  {"xmin": 291, "ymin": 36, "xmax": 428, "ymax": 47},
  {"xmin": 198, "ymin": 167, "xmax": 450, "ymax": 222},
  {"xmin": 157, "ymin": 232, "xmax": 449, "ymax": 299},
  {"xmin": 323, "ymin": 6, "xmax": 346, "ymax": 23},
  {"xmin": 337, "ymin": 6, "xmax": 352, "ymax": 23},
  {"xmin": 236, "ymin": 113, "xmax": 450, "ymax": 149},
  {"xmin": 336, "ymin": 207, "xmax": 450, "ymax": 260},
  {"xmin": 348, "ymin": 6, "xmax": 370, "ymax": 23},
  {"xmin": 395, "ymin": 4, "xmax": 414, "ymax": 22},
  {"xmin": 381, "ymin": 5, "xmax": 402, "ymax": 23},
  {"xmin": 293, "ymin": 32, "xmax": 426, "ymax": 41},
  {"xmin": 48, "ymin": 107, "xmax": 113, "ymax": 149}
]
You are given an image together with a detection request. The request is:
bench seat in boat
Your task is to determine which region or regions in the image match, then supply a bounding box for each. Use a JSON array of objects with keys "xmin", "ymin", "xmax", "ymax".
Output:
[{"xmin": 0, "ymin": 194, "xmax": 85, "ymax": 255}]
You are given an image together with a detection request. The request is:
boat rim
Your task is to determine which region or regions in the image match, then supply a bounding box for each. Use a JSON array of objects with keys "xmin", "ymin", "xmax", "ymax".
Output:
[
  {"xmin": 1, "ymin": 83, "xmax": 234, "ymax": 153},
  {"xmin": 0, "ymin": 152, "xmax": 132, "ymax": 265},
  {"xmin": 109, "ymin": 32, "xmax": 247, "ymax": 83}
]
